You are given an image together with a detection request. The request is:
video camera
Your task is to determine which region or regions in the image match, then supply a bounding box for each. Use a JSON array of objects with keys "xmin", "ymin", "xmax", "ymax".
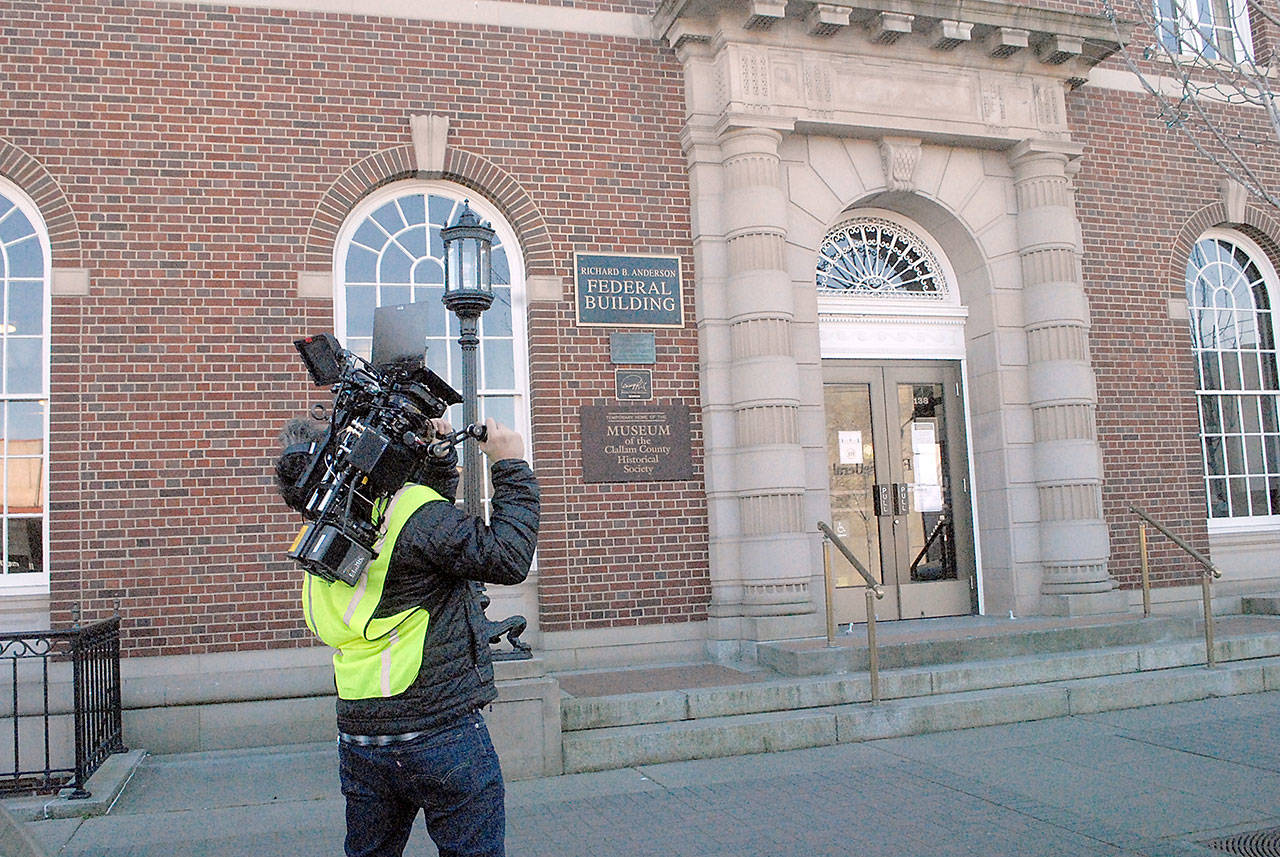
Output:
[{"xmin": 283, "ymin": 333, "xmax": 485, "ymax": 585}]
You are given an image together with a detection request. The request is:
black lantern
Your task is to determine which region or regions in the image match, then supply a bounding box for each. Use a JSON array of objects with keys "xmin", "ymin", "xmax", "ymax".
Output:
[{"xmin": 441, "ymin": 201, "xmax": 496, "ymax": 321}]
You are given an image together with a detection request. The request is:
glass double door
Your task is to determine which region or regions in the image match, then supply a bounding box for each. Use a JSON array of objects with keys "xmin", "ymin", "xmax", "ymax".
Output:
[{"xmin": 824, "ymin": 360, "xmax": 977, "ymax": 622}]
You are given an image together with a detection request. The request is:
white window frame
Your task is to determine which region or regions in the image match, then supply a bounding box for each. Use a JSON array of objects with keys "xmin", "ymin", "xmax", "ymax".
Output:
[
  {"xmin": 1155, "ymin": 0, "xmax": 1254, "ymax": 63},
  {"xmin": 1187, "ymin": 227, "xmax": 1280, "ymax": 534},
  {"xmin": 332, "ymin": 180, "xmax": 532, "ymax": 491},
  {"xmin": 0, "ymin": 176, "xmax": 51, "ymax": 594}
]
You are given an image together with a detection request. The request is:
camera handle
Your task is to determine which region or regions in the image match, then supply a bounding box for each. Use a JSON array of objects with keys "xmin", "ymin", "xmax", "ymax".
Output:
[{"xmin": 423, "ymin": 423, "xmax": 489, "ymax": 458}]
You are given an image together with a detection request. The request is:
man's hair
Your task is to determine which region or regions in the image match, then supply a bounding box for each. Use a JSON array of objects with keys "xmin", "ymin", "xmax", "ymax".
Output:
[{"xmin": 274, "ymin": 416, "xmax": 328, "ymax": 513}]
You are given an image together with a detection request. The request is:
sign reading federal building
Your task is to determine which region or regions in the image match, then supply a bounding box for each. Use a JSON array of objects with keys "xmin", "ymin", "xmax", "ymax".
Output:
[{"xmin": 574, "ymin": 252, "xmax": 683, "ymax": 328}]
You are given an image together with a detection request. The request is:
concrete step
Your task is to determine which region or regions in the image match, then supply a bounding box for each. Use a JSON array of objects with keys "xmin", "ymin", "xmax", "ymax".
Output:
[
  {"xmin": 562, "ymin": 655, "xmax": 1280, "ymax": 773},
  {"xmin": 565, "ymin": 620, "xmax": 1276, "ymax": 733},
  {"xmin": 560, "ymin": 619, "xmax": 1280, "ymax": 774},
  {"xmin": 1244, "ymin": 592, "xmax": 1280, "ymax": 614},
  {"xmin": 755, "ymin": 614, "xmax": 1198, "ymax": 676}
]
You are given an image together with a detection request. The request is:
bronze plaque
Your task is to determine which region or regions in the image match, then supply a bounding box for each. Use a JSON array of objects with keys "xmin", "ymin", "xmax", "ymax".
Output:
[
  {"xmin": 579, "ymin": 404, "xmax": 693, "ymax": 483},
  {"xmin": 609, "ymin": 331, "xmax": 657, "ymax": 364}
]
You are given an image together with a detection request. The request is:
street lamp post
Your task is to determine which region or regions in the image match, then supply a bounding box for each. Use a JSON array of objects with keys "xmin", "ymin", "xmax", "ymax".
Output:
[
  {"xmin": 440, "ymin": 201, "xmax": 495, "ymax": 519},
  {"xmin": 440, "ymin": 200, "xmax": 531, "ymax": 660}
]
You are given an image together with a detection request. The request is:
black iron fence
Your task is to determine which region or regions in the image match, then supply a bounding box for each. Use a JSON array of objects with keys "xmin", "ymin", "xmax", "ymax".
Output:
[{"xmin": 0, "ymin": 616, "xmax": 126, "ymax": 797}]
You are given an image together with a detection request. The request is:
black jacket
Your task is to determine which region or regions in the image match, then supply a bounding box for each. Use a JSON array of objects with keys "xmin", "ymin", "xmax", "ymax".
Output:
[{"xmin": 334, "ymin": 453, "xmax": 540, "ymax": 736}]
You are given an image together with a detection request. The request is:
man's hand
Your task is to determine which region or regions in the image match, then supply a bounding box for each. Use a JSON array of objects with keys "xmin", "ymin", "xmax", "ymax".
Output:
[
  {"xmin": 479, "ymin": 418, "xmax": 525, "ymax": 462},
  {"xmin": 430, "ymin": 417, "xmax": 454, "ymax": 438}
]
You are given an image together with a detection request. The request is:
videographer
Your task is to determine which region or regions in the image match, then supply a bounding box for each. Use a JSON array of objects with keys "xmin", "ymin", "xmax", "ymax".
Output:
[{"xmin": 274, "ymin": 415, "xmax": 539, "ymax": 857}]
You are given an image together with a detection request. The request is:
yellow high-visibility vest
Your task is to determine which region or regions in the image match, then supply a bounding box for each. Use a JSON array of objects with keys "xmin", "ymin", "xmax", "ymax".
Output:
[{"xmin": 301, "ymin": 484, "xmax": 443, "ymax": 700}]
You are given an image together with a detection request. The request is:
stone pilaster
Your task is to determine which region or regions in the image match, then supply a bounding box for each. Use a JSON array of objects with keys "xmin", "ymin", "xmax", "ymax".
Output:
[
  {"xmin": 697, "ymin": 124, "xmax": 812, "ymax": 633},
  {"xmin": 1009, "ymin": 139, "xmax": 1126, "ymax": 615}
]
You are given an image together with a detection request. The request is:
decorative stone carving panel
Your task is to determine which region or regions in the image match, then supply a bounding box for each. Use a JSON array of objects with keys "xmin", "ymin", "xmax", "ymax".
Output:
[
  {"xmin": 735, "ymin": 404, "xmax": 799, "ymax": 446},
  {"xmin": 818, "ymin": 311, "xmax": 968, "ymax": 360},
  {"xmin": 1026, "ymin": 323, "xmax": 1089, "ymax": 363},
  {"xmin": 730, "ymin": 317, "xmax": 793, "ymax": 359},
  {"xmin": 740, "ymin": 492, "xmax": 806, "ymax": 535},
  {"xmin": 713, "ymin": 44, "xmax": 1058, "ymax": 142},
  {"xmin": 1038, "ymin": 484, "xmax": 1103, "ymax": 520},
  {"xmin": 727, "ymin": 231, "xmax": 786, "ymax": 274}
]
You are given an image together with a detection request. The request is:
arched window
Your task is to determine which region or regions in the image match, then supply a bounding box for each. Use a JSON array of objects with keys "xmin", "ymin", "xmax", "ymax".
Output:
[
  {"xmin": 334, "ymin": 182, "xmax": 528, "ymax": 502},
  {"xmin": 1187, "ymin": 229, "xmax": 1280, "ymax": 522},
  {"xmin": 816, "ymin": 217, "xmax": 947, "ymax": 300},
  {"xmin": 0, "ymin": 180, "xmax": 49, "ymax": 589}
]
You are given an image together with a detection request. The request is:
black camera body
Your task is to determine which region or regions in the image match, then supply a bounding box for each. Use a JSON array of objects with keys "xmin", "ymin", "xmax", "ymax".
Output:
[{"xmin": 286, "ymin": 333, "xmax": 463, "ymax": 585}]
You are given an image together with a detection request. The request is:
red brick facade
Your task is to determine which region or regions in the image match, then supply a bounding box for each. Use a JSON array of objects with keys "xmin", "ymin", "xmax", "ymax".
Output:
[
  {"xmin": 3, "ymin": 1, "xmax": 707, "ymax": 655},
  {"xmin": 1069, "ymin": 72, "xmax": 1280, "ymax": 589}
]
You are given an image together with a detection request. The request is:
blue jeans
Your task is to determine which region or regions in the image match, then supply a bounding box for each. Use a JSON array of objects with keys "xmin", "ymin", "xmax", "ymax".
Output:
[{"xmin": 338, "ymin": 711, "xmax": 506, "ymax": 857}]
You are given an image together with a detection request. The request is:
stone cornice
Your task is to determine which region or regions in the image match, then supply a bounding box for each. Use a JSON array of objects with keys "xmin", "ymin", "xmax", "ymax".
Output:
[{"xmin": 655, "ymin": 0, "xmax": 1132, "ymax": 86}]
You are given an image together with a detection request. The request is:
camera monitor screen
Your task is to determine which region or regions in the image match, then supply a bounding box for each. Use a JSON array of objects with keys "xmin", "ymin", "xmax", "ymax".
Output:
[
  {"xmin": 295, "ymin": 333, "xmax": 344, "ymax": 386},
  {"xmin": 372, "ymin": 302, "xmax": 433, "ymax": 371}
]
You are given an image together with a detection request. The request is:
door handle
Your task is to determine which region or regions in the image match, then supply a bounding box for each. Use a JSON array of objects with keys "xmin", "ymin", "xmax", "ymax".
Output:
[
  {"xmin": 873, "ymin": 484, "xmax": 892, "ymax": 517},
  {"xmin": 893, "ymin": 483, "xmax": 909, "ymax": 516}
]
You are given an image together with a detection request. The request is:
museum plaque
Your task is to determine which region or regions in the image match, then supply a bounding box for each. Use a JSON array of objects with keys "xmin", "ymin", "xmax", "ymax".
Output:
[
  {"xmin": 574, "ymin": 252, "xmax": 683, "ymax": 328},
  {"xmin": 580, "ymin": 403, "xmax": 692, "ymax": 482}
]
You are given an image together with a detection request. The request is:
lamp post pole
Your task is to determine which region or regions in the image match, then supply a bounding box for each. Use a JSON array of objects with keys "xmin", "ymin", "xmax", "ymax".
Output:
[{"xmin": 451, "ymin": 306, "xmax": 488, "ymax": 517}]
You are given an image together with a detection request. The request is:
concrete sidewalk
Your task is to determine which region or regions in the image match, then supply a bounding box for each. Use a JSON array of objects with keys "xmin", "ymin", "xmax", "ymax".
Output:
[{"xmin": 9, "ymin": 691, "xmax": 1280, "ymax": 857}]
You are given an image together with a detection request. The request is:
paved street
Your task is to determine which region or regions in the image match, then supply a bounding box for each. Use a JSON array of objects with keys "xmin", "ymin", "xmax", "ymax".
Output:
[{"xmin": 14, "ymin": 691, "xmax": 1280, "ymax": 857}]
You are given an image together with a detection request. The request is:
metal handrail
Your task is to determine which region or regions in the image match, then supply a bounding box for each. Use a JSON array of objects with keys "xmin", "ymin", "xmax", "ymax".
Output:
[
  {"xmin": 817, "ymin": 521, "xmax": 885, "ymax": 703},
  {"xmin": 817, "ymin": 521, "xmax": 883, "ymax": 595},
  {"xmin": 909, "ymin": 514, "xmax": 951, "ymax": 579},
  {"xmin": 1129, "ymin": 505, "xmax": 1221, "ymax": 668}
]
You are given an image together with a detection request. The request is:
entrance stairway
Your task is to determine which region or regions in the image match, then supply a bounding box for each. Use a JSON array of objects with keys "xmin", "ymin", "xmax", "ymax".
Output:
[{"xmin": 554, "ymin": 604, "xmax": 1280, "ymax": 774}]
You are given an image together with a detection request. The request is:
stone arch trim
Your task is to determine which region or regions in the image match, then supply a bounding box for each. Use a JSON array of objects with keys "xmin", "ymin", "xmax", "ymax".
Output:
[
  {"xmin": 303, "ymin": 145, "xmax": 555, "ymax": 275},
  {"xmin": 302, "ymin": 145, "xmax": 416, "ymax": 270},
  {"xmin": 1170, "ymin": 202, "xmax": 1280, "ymax": 289},
  {"xmin": 0, "ymin": 139, "xmax": 82, "ymax": 267}
]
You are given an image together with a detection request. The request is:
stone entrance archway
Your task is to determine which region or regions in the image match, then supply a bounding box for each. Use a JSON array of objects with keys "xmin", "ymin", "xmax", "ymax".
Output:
[{"xmin": 663, "ymin": 1, "xmax": 1129, "ymax": 658}]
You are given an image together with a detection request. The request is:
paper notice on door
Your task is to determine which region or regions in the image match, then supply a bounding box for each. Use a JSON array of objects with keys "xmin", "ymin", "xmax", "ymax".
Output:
[
  {"xmin": 911, "ymin": 422, "xmax": 945, "ymax": 512},
  {"xmin": 838, "ymin": 431, "xmax": 863, "ymax": 465},
  {"xmin": 914, "ymin": 483, "xmax": 944, "ymax": 512}
]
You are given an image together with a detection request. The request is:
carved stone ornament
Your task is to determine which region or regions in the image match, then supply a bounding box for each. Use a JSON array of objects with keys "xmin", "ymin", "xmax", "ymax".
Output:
[
  {"xmin": 878, "ymin": 137, "xmax": 923, "ymax": 192},
  {"xmin": 409, "ymin": 114, "xmax": 450, "ymax": 173},
  {"xmin": 807, "ymin": 4, "xmax": 851, "ymax": 36},
  {"xmin": 1220, "ymin": 177, "xmax": 1249, "ymax": 223}
]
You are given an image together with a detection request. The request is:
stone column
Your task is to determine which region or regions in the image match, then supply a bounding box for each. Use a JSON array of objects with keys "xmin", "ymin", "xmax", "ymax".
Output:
[
  {"xmin": 697, "ymin": 123, "xmax": 814, "ymax": 649},
  {"xmin": 1009, "ymin": 139, "xmax": 1126, "ymax": 615}
]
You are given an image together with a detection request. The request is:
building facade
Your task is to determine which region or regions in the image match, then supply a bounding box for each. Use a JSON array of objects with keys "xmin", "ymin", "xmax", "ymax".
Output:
[{"xmin": 3, "ymin": 0, "xmax": 1280, "ymax": 752}]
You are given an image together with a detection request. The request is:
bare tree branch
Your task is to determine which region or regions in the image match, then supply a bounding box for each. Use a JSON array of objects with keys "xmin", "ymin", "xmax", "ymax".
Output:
[{"xmin": 1102, "ymin": 0, "xmax": 1280, "ymax": 210}]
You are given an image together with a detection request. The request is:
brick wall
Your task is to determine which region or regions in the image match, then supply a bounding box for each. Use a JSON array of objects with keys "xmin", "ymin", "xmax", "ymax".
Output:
[
  {"xmin": 2, "ymin": 0, "xmax": 708, "ymax": 655},
  {"xmin": 1068, "ymin": 80, "xmax": 1280, "ymax": 589}
]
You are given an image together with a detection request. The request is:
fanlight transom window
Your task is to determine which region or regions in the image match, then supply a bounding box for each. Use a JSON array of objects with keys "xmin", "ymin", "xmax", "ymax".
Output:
[
  {"xmin": 1186, "ymin": 231, "xmax": 1280, "ymax": 521},
  {"xmin": 816, "ymin": 218, "xmax": 946, "ymax": 300}
]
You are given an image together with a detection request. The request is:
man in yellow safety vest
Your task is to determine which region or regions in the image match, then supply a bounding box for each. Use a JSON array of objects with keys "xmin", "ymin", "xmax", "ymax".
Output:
[{"xmin": 275, "ymin": 415, "xmax": 539, "ymax": 857}]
